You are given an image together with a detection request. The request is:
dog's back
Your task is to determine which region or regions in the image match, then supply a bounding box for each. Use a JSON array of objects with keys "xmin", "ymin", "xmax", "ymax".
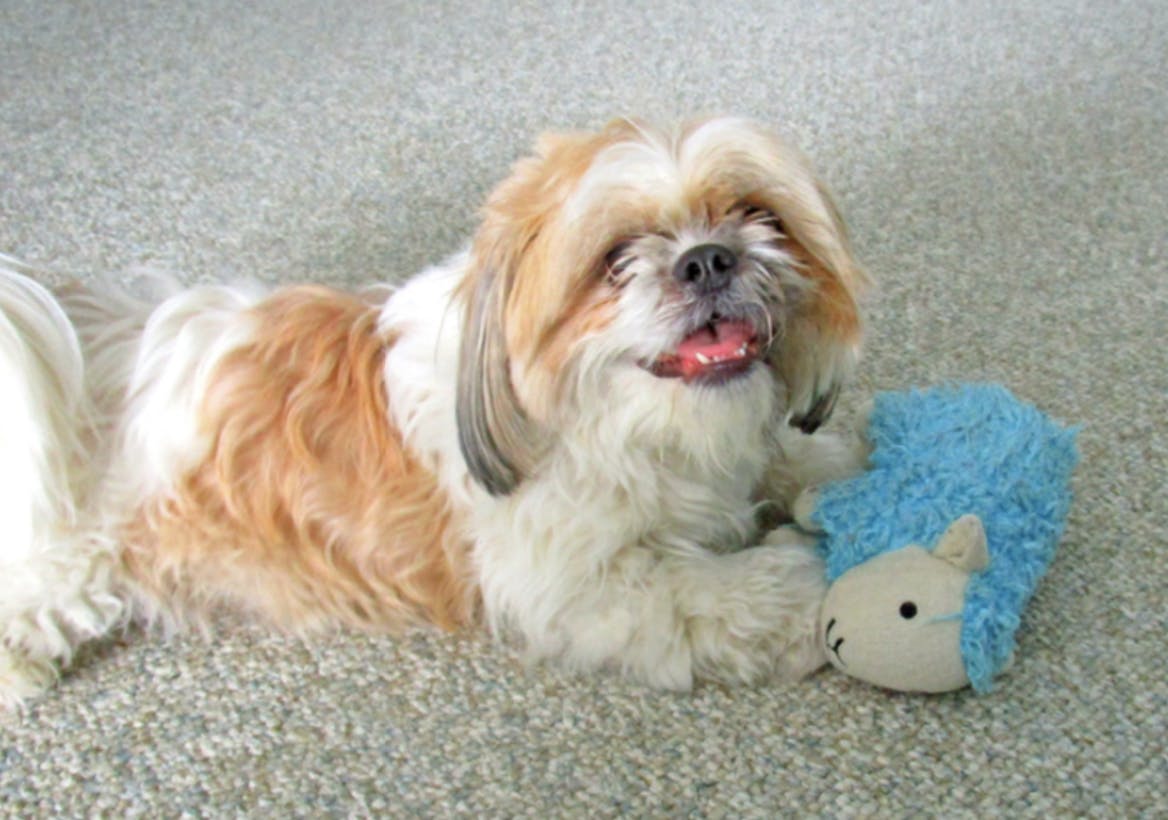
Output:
[{"xmin": 62, "ymin": 275, "xmax": 475, "ymax": 636}]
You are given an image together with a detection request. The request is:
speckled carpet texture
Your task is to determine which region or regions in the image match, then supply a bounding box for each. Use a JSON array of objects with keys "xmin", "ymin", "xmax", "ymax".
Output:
[{"xmin": 2, "ymin": 0, "xmax": 1165, "ymax": 816}]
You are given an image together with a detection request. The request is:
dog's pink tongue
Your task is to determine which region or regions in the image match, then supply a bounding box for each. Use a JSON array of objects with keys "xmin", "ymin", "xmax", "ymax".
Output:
[
  {"xmin": 667, "ymin": 319, "xmax": 758, "ymax": 382},
  {"xmin": 676, "ymin": 320, "xmax": 755, "ymax": 362},
  {"xmin": 644, "ymin": 319, "xmax": 760, "ymax": 382}
]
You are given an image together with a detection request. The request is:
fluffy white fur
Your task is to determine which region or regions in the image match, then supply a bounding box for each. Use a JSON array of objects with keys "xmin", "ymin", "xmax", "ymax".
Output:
[
  {"xmin": 0, "ymin": 117, "xmax": 870, "ymax": 705},
  {"xmin": 76, "ymin": 279, "xmax": 269, "ymax": 509},
  {"xmin": 0, "ymin": 258, "xmax": 121, "ymax": 708}
]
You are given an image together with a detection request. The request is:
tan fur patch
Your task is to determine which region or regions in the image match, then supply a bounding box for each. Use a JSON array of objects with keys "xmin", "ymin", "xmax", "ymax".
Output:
[
  {"xmin": 122, "ymin": 287, "xmax": 476, "ymax": 633},
  {"xmin": 784, "ymin": 238, "xmax": 864, "ymax": 345},
  {"xmin": 453, "ymin": 122, "xmax": 639, "ymax": 435},
  {"xmin": 460, "ymin": 121, "xmax": 644, "ymax": 356}
]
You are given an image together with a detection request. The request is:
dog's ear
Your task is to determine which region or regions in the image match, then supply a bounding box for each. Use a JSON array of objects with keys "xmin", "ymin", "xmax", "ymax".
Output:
[
  {"xmin": 771, "ymin": 176, "xmax": 869, "ymax": 434},
  {"xmin": 455, "ymin": 141, "xmax": 574, "ymax": 496},
  {"xmin": 455, "ymin": 259, "xmax": 545, "ymax": 496}
]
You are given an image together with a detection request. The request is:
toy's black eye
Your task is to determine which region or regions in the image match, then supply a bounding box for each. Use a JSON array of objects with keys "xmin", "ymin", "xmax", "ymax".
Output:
[{"xmin": 899, "ymin": 602, "xmax": 918, "ymax": 620}]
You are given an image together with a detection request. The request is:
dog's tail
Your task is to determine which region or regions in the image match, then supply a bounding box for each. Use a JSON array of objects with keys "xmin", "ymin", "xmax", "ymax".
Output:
[
  {"xmin": 54, "ymin": 265, "xmax": 188, "ymax": 432},
  {"xmin": 60, "ymin": 267, "xmax": 268, "ymax": 510},
  {"xmin": 0, "ymin": 256, "xmax": 124, "ymax": 707}
]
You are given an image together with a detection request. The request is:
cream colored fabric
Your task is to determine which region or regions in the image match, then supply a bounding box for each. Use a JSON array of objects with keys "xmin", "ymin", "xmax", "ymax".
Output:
[{"xmin": 821, "ymin": 516, "xmax": 989, "ymax": 693}]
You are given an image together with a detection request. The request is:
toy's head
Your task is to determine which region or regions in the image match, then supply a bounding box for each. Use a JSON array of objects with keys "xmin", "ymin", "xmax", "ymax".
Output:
[{"xmin": 820, "ymin": 515, "xmax": 989, "ymax": 693}]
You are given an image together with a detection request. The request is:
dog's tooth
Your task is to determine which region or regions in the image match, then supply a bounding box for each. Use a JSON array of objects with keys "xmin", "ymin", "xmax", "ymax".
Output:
[{"xmin": 695, "ymin": 352, "xmax": 711, "ymax": 365}]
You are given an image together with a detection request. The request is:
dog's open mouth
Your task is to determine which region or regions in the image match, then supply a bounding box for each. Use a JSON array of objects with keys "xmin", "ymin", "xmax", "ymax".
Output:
[{"xmin": 643, "ymin": 318, "xmax": 761, "ymax": 384}]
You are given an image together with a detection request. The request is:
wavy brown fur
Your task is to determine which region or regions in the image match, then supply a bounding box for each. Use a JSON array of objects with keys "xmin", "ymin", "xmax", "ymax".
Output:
[{"xmin": 121, "ymin": 286, "xmax": 476, "ymax": 633}]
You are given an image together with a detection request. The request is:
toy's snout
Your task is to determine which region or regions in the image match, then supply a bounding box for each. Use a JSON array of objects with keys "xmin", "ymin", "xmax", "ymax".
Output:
[{"xmin": 819, "ymin": 515, "xmax": 989, "ymax": 694}]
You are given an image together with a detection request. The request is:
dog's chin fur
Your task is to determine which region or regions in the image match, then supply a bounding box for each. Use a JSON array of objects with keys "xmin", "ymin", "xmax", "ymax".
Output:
[{"xmin": 0, "ymin": 117, "xmax": 870, "ymax": 705}]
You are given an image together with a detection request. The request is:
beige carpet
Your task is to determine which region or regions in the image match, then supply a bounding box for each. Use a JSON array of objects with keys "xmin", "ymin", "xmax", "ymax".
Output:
[{"xmin": 2, "ymin": 0, "xmax": 1165, "ymax": 815}]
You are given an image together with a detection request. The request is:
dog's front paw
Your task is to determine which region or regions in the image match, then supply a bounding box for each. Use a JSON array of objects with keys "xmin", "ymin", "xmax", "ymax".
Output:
[
  {"xmin": 792, "ymin": 488, "xmax": 823, "ymax": 532},
  {"xmin": 686, "ymin": 536, "xmax": 827, "ymax": 685}
]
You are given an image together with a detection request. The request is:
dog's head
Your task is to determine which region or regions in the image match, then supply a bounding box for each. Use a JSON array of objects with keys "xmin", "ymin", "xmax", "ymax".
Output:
[{"xmin": 456, "ymin": 117, "xmax": 869, "ymax": 495}]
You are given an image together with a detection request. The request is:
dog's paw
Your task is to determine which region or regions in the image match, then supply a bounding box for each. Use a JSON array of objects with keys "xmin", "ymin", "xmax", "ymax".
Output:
[
  {"xmin": 686, "ymin": 536, "xmax": 827, "ymax": 685},
  {"xmin": 792, "ymin": 488, "xmax": 822, "ymax": 532}
]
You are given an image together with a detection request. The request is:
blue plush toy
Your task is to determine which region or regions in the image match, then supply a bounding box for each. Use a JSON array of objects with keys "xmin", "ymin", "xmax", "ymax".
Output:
[{"xmin": 794, "ymin": 383, "xmax": 1078, "ymax": 694}]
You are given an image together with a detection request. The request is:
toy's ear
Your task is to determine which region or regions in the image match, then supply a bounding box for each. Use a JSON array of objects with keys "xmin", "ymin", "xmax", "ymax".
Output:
[{"xmin": 933, "ymin": 515, "xmax": 990, "ymax": 573}]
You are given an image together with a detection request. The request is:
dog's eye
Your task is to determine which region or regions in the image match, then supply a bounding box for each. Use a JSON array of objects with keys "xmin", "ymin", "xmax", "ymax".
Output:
[
  {"xmin": 899, "ymin": 601, "xmax": 918, "ymax": 620},
  {"xmin": 739, "ymin": 204, "xmax": 783, "ymax": 230},
  {"xmin": 604, "ymin": 240, "xmax": 636, "ymax": 280}
]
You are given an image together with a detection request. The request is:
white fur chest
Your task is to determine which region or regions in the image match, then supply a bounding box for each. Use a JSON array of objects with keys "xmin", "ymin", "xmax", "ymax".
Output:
[{"xmin": 380, "ymin": 253, "xmax": 787, "ymax": 656}]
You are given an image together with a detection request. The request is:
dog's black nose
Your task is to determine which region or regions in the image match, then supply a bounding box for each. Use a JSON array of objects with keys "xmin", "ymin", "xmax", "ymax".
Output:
[{"xmin": 673, "ymin": 244, "xmax": 738, "ymax": 293}]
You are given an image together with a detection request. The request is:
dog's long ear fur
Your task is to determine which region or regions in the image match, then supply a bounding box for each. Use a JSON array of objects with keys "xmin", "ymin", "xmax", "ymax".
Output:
[
  {"xmin": 456, "ymin": 260, "xmax": 542, "ymax": 496},
  {"xmin": 456, "ymin": 135, "xmax": 592, "ymax": 495},
  {"xmin": 769, "ymin": 168, "xmax": 869, "ymax": 434}
]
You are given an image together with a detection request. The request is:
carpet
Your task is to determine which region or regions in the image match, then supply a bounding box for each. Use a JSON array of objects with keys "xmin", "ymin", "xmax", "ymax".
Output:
[{"xmin": 2, "ymin": 0, "xmax": 1164, "ymax": 815}]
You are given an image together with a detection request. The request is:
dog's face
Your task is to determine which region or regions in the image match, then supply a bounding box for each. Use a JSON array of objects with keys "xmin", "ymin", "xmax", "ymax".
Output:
[{"xmin": 457, "ymin": 117, "xmax": 868, "ymax": 495}]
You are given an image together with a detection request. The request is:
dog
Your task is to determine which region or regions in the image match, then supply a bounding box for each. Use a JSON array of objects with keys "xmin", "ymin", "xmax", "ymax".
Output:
[{"xmin": 0, "ymin": 117, "xmax": 869, "ymax": 707}]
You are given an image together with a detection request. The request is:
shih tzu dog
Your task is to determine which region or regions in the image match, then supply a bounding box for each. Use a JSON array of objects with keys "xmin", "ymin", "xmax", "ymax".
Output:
[{"xmin": 0, "ymin": 117, "xmax": 869, "ymax": 707}]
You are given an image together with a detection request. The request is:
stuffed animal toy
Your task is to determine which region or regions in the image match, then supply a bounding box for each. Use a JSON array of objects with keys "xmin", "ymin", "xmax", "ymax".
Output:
[{"xmin": 794, "ymin": 383, "xmax": 1078, "ymax": 694}]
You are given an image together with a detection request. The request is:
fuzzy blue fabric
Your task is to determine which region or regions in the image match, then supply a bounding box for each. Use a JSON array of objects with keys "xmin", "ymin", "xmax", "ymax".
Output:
[{"xmin": 811, "ymin": 383, "xmax": 1079, "ymax": 693}]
